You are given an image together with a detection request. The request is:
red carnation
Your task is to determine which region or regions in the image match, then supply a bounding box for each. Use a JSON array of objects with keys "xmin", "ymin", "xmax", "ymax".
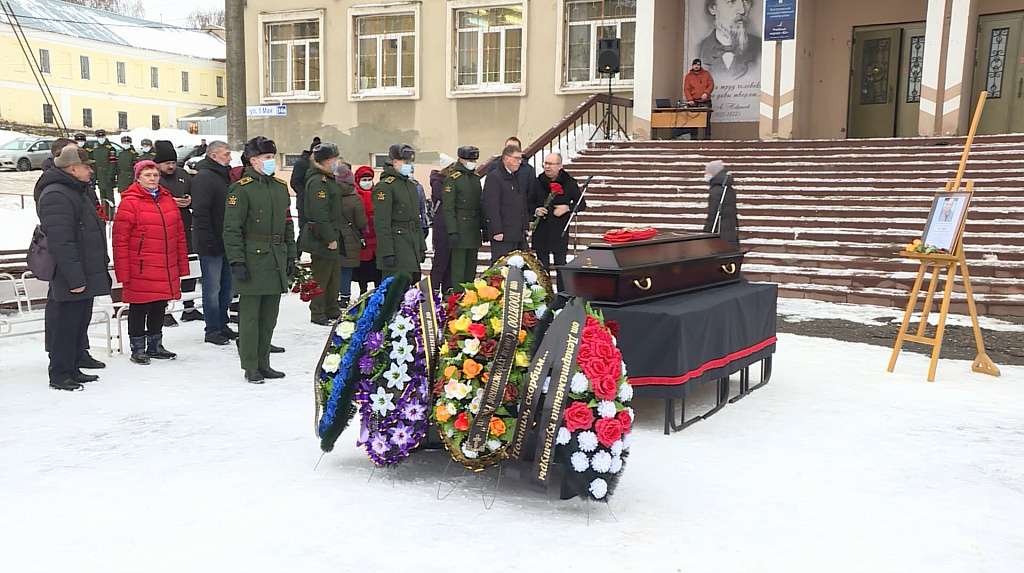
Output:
[
  {"xmin": 595, "ymin": 418, "xmax": 623, "ymax": 448},
  {"xmin": 616, "ymin": 410, "xmax": 632, "ymax": 435},
  {"xmin": 454, "ymin": 412, "xmax": 470, "ymax": 432},
  {"xmin": 468, "ymin": 322, "xmax": 487, "ymax": 339},
  {"xmin": 563, "ymin": 401, "xmax": 594, "ymax": 432},
  {"xmin": 549, "ymin": 182, "xmax": 564, "ymax": 195}
]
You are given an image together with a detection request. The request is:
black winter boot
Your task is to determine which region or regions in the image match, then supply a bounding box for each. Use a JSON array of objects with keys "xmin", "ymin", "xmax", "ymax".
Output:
[
  {"xmin": 181, "ymin": 308, "xmax": 204, "ymax": 322},
  {"xmin": 129, "ymin": 336, "xmax": 151, "ymax": 365},
  {"xmin": 163, "ymin": 314, "xmax": 179, "ymax": 327},
  {"xmin": 259, "ymin": 366, "xmax": 285, "ymax": 379},
  {"xmin": 78, "ymin": 352, "xmax": 106, "ymax": 369},
  {"xmin": 245, "ymin": 369, "xmax": 265, "ymax": 384},
  {"xmin": 146, "ymin": 334, "xmax": 177, "ymax": 360}
]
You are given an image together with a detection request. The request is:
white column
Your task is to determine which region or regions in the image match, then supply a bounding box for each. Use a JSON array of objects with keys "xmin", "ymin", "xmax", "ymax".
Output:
[
  {"xmin": 919, "ymin": 0, "xmax": 950, "ymax": 136},
  {"xmin": 632, "ymin": 0, "xmax": 656, "ymax": 138},
  {"xmin": 941, "ymin": 0, "xmax": 978, "ymax": 134}
]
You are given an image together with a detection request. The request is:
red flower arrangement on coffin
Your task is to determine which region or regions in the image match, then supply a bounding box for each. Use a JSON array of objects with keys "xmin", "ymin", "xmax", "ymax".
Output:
[{"xmin": 603, "ymin": 227, "xmax": 657, "ymax": 243}]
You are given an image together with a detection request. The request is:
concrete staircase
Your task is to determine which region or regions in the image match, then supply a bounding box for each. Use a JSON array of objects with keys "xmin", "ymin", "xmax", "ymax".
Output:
[{"xmin": 562, "ymin": 135, "xmax": 1024, "ymax": 317}]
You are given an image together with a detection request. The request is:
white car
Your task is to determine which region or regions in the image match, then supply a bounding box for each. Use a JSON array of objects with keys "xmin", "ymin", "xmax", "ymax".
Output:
[{"xmin": 0, "ymin": 137, "xmax": 56, "ymax": 171}]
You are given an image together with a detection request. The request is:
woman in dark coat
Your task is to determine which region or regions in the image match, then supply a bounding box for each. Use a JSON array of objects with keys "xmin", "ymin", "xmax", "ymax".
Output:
[
  {"xmin": 702, "ymin": 160, "xmax": 739, "ymax": 246},
  {"xmin": 112, "ymin": 160, "xmax": 190, "ymax": 364}
]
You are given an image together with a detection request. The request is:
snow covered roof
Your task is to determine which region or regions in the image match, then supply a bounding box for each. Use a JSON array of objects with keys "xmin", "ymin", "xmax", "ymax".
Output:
[{"xmin": 1, "ymin": 0, "xmax": 225, "ymax": 61}]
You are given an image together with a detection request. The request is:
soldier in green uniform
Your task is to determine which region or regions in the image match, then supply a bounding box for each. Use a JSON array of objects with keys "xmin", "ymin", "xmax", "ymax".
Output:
[
  {"xmin": 442, "ymin": 146, "xmax": 483, "ymax": 291},
  {"xmin": 89, "ymin": 129, "xmax": 118, "ymax": 218},
  {"xmin": 374, "ymin": 144, "xmax": 426, "ymax": 281},
  {"xmin": 138, "ymin": 139, "xmax": 155, "ymax": 162},
  {"xmin": 222, "ymin": 137, "xmax": 297, "ymax": 384},
  {"xmin": 299, "ymin": 143, "xmax": 345, "ymax": 325},
  {"xmin": 116, "ymin": 135, "xmax": 138, "ymax": 194}
]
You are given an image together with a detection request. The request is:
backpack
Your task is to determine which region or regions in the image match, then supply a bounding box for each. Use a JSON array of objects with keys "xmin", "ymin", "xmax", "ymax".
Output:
[{"xmin": 27, "ymin": 225, "xmax": 56, "ymax": 281}]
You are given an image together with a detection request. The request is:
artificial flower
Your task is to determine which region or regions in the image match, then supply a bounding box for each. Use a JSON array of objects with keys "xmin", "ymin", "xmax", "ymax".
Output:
[
  {"xmin": 606, "ymin": 319, "xmax": 620, "ymax": 338},
  {"xmin": 473, "ymin": 278, "xmax": 487, "ymax": 291},
  {"xmin": 389, "ymin": 315, "xmax": 415, "ymax": 340},
  {"xmin": 467, "ymin": 323, "xmax": 487, "ymax": 339},
  {"xmin": 598, "ymin": 400, "xmax": 618, "ymax": 419},
  {"xmin": 334, "ymin": 320, "xmax": 356, "ymax": 340},
  {"xmin": 621, "ymin": 434, "xmax": 631, "ymax": 451},
  {"xmin": 448, "ymin": 315, "xmax": 471, "ymax": 334},
  {"xmin": 563, "ymin": 401, "xmax": 594, "ymax": 432},
  {"xmin": 358, "ymin": 354, "xmax": 375, "ymax": 374},
  {"xmin": 439, "ymin": 343, "xmax": 450, "ymax": 356},
  {"xmin": 383, "ymin": 363, "xmax": 411, "ymax": 390},
  {"xmin": 322, "ymin": 353, "xmax": 342, "ymax": 373},
  {"xmin": 591, "ymin": 450, "xmax": 613, "ymax": 473},
  {"xmin": 454, "ymin": 412, "xmax": 470, "ymax": 432},
  {"xmin": 488, "ymin": 416, "xmax": 507, "ymax": 438},
  {"xmin": 570, "ymin": 372, "xmax": 590, "ymax": 394},
  {"xmin": 444, "ymin": 364, "xmax": 459, "ymax": 380},
  {"xmin": 535, "ymin": 303, "xmax": 548, "ymax": 319},
  {"xmin": 518, "ymin": 329, "xmax": 527, "ymax": 344},
  {"xmin": 618, "ymin": 381, "xmax": 634, "ymax": 402},
  {"xmin": 523, "ymin": 269, "xmax": 538, "ymax": 284},
  {"xmin": 577, "ymin": 430, "xmax": 599, "ymax": 453},
  {"xmin": 444, "ymin": 380, "xmax": 471, "ymax": 400},
  {"xmin": 364, "ymin": 331, "xmax": 385, "ymax": 352},
  {"xmin": 616, "ymin": 410, "xmax": 633, "ymax": 434},
  {"xmin": 470, "ymin": 303, "xmax": 491, "ymax": 321},
  {"xmin": 595, "ymin": 418, "xmax": 624, "ymax": 448},
  {"xmin": 522, "ymin": 311, "xmax": 538, "ymax": 328},
  {"xmin": 434, "ymin": 403, "xmax": 452, "ymax": 423},
  {"xmin": 589, "ymin": 478, "xmax": 608, "ymax": 499},
  {"xmin": 570, "ymin": 452, "xmax": 589, "ymax": 472},
  {"xmin": 390, "ymin": 422, "xmax": 414, "ymax": 449},
  {"xmin": 461, "ymin": 443, "xmax": 478, "ymax": 459},
  {"xmin": 469, "ymin": 394, "xmax": 482, "ymax": 415},
  {"xmin": 480, "ymin": 339, "xmax": 498, "ymax": 358},
  {"xmin": 446, "ymin": 403, "xmax": 457, "ymax": 416},
  {"xmin": 389, "ymin": 340, "xmax": 414, "ymax": 364},
  {"xmin": 501, "ymin": 266, "xmax": 509, "ymax": 277},
  {"xmin": 462, "ymin": 338, "xmax": 481, "ymax": 357},
  {"xmin": 490, "ymin": 317, "xmax": 503, "ymax": 334},
  {"xmin": 591, "ymin": 373, "xmax": 619, "ymax": 402},
  {"xmin": 514, "ymin": 351, "xmax": 530, "ymax": 368},
  {"xmin": 462, "ymin": 358, "xmax": 483, "ymax": 379},
  {"xmin": 461, "ymin": 290, "xmax": 479, "ymax": 307},
  {"xmin": 370, "ymin": 387, "xmax": 396, "ymax": 416},
  {"xmin": 402, "ymin": 402, "xmax": 426, "ymax": 421},
  {"xmin": 507, "ymin": 255, "xmax": 525, "ymax": 268},
  {"xmin": 477, "ymin": 284, "xmax": 500, "ymax": 301},
  {"xmin": 556, "ymin": 427, "xmax": 571, "ymax": 445},
  {"xmin": 486, "ymin": 439, "xmax": 502, "ymax": 451},
  {"xmin": 502, "ymin": 380, "xmax": 518, "ymax": 402},
  {"xmin": 370, "ymin": 434, "xmax": 389, "ymax": 456},
  {"xmin": 609, "ymin": 455, "xmax": 623, "ymax": 474},
  {"xmin": 487, "ymin": 274, "xmax": 503, "ymax": 289},
  {"xmin": 610, "ymin": 440, "xmax": 624, "ymax": 456},
  {"xmin": 403, "ymin": 287, "xmax": 422, "ymax": 308}
]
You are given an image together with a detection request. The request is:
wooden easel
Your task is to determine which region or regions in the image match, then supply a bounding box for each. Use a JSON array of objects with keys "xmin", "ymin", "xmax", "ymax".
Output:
[{"xmin": 886, "ymin": 92, "xmax": 1001, "ymax": 382}]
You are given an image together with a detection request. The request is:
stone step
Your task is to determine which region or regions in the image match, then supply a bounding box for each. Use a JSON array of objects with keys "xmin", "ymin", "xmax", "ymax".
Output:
[{"xmin": 588, "ymin": 134, "xmax": 1024, "ymax": 150}]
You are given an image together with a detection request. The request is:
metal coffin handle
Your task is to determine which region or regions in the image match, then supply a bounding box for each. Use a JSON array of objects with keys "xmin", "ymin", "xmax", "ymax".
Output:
[
  {"xmin": 721, "ymin": 263, "xmax": 737, "ymax": 275},
  {"xmin": 632, "ymin": 277, "xmax": 653, "ymax": 291}
]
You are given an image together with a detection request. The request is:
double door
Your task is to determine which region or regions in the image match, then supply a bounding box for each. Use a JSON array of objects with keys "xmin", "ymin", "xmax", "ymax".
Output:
[
  {"xmin": 971, "ymin": 12, "xmax": 1024, "ymax": 135},
  {"xmin": 847, "ymin": 23, "xmax": 926, "ymax": 138}
]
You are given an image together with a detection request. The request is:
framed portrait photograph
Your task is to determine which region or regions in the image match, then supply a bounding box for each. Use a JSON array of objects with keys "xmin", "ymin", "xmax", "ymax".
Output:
[{"xmin": 921, "ymin": 192, "xmax": 971, "ymax": 252}]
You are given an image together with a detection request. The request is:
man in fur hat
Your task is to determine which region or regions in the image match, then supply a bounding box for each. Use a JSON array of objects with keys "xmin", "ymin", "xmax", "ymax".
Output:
[{"xmin": 154, "ymin": 140, "xmax": 202, "ymax": 325}]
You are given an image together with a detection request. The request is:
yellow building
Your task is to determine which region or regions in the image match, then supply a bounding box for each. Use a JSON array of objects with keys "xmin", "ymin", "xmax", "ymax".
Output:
[{"xmin": 0, "ymin": 0, "xmax": 226, "ymax": 133}]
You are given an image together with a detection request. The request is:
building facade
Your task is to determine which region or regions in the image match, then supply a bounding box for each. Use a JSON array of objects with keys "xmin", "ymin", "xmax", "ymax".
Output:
[
  {"xmin": 242, "ymin": 0, "xmax": 1024, "ymax": 167},
  {"xmin": 0, "ymin": 0, "xmax": 227, "ymax": 134}
]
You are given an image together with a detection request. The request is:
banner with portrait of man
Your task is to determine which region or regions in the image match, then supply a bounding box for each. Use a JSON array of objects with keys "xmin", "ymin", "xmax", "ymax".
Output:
[{"xmin": 686, "ymin": 0, "xmax": 763, "ymax": 123}]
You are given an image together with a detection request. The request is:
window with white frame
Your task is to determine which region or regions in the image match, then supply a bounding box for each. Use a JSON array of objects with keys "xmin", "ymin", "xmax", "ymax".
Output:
[
  {"xmin": 38, "ymin": 49, "xmax": 50, "ymax": 73},
  {"xmin": 264, "ymin": 18, "xmax": 322, "ymax": 97},
  {"xmin": 181, "ymin": 71, "xmax": 190, "ymax": 93},
  {"xmin": 563, "ymin": 0, "xmax": 635, "ymax": 86},
  {"xmin": 116, "ymin": 61, "xmax": 126, "ymax": 85},
  {"xmin": 353, "ymin": 13, "xmax": 416, "ymax": 94},
  {"xmin": 453, "ymin": 4, "xmax": 524, "ymax": 91}
]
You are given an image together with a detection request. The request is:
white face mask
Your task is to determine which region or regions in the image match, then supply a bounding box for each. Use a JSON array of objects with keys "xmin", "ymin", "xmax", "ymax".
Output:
[
  {"xmin": 465, "ymin": 162, "xmax": 477, "ymax": 171},
  {"xmin": 142, "ymin": 146, "xmax": 151, "ymax": 153},
  {"xmin": 359, "ymin": 179, "xmax": 373, "ymax": 190}
]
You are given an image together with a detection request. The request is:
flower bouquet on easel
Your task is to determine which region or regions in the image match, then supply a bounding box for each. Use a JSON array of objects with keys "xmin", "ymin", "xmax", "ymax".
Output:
[
  {"xmin": 354, "ymin": 276, "xmax": 445, "ymax": 466},
  {"xmin": 432, "ymin": 252, "xmax": 554, "ymax": 470}
]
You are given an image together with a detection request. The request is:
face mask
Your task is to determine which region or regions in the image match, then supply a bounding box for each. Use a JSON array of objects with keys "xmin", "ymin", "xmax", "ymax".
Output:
[
  {"xmin": 260, "ymin": 159, "xmax": 276, "ymax": 176},
  {"xmin": 399, "ymin": 163, "xmax": 414, "ymax": 177},
  {"xmin": 359, "ymin": 179, "xmax": 373, "ymax": 190},
  {"xmin": 142, "ymin": 146, "xmax": 151, "ymax": 153},
  {"xmin": 98, "ymin": 138, "xmax": 107, "ymax": 144},
  {"xmin": 465, "ymin": 162, "xmax": 477, "ymax": 171},
  {"xmin": 703, "ymin": 174, "xmax": 713, "ymax": 182}
]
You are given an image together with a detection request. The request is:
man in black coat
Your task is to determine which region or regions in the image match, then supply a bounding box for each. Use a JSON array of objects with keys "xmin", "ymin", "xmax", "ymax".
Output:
[
  {"xmin": 190, "ymin": 141, "xmax": 237, "ymax": 345},
  {"xmin": 290, "ymin": 136, "xmax": 321, "ymax": 230},
  {"xmin": 531, "ymin": 152, "xmax": 586, "ymax": 291},
  {"xmin": 154, "ymin": 140, "xmax": 202, "ymax": 324},
  {"xmin": 34, "ymin": 138, "xmax": 75, "ymax": 205},
  {"xmin": 37, "ymin": 146, "xmax": 112, "ymax": 391},
  {"xmin": 483, "ymin": 145, "xmax": 531, "ymax": 262},
  {"xmin": 702, "ymin": 160, "xmax": 739, "ymax": 246},
  {"xmin": 487, "ymin": 135, "xmax": 539, "ymax": 205}
]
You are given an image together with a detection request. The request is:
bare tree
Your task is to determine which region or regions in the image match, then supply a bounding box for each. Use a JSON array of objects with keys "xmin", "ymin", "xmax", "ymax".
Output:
[
  {"xmin": 186, "ymin": 8, "xmax": 225, "ymax": 30},
  {"xmin": 63, "ymin": 0, "xmax": 145, "ymax": 18}
]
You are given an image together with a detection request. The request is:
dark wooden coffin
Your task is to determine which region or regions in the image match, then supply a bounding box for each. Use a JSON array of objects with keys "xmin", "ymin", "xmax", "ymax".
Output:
[{"xmin": 557, "ymin": 233, "xmax": 744, "ymax": 305}]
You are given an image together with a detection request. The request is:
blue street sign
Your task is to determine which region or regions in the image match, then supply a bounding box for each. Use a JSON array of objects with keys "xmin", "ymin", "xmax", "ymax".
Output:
[
  {"xmin": 246, "ymin": 105, "xmax": 288, "ymax": 118},
  {"xmin": 764, "ymin": 0, "xmax": 797, "ymax": 42}
]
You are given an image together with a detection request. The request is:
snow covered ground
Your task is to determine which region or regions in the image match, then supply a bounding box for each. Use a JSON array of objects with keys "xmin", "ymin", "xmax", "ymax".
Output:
[{"xmin": 1, "ymin": 294, "xmax": 1022, "ymax": 573}]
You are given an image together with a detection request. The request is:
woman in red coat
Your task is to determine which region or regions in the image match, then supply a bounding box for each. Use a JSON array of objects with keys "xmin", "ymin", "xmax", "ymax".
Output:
[
  {"xmin": 352, "ymin": 165, "xmax": 381, "ymax": 296},
  {"xmin": 113, "ymin": 160, "xmax": 190, "ymax": 364}
]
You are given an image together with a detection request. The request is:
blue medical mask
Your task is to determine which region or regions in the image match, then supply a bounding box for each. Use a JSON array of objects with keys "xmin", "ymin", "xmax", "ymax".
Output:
[
  {"xmin": 260, "ymin": 159, "xmax": 276, "ymax": 176},
  {"xmin": 399, "ymin": 163, "xmax": 414, "ymax": 177}
]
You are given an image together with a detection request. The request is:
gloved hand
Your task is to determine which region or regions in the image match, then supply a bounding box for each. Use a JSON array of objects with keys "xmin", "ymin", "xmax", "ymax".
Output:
[
  {"xmin": 286, "ymin": 258, "xmax": 296, "ymax": 278},
  {"xmin": 231, "ymin": 262, "xmax": 250, "ymax": 283},
  {"xmin": 449, "ymin": 233, "xmax": 459, "ymax": 244},
  {"xmin": 383, "ymin": 255, "xmax": 397, "ymax": 268}
]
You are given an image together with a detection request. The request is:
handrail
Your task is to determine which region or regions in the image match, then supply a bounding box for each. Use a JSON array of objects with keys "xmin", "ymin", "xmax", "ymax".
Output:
[{"xmin": 478, "ymin": 93, "xmax": 633, "ymax": 174}]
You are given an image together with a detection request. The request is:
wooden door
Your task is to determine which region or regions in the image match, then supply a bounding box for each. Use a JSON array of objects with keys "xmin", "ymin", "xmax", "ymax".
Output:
[
  {"xmin": 848, "ymin": 27, "xmax": 901, "ymax": 138},
  {"xmin": 972, "ymin": 12, "xmax": 1024, "ymax": 135}
]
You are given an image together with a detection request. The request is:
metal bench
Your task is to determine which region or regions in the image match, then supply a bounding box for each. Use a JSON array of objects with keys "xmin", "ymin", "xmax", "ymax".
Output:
[{"xmin": 0, "ymin": 271, "xmax": 112, "ymax": 354}]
